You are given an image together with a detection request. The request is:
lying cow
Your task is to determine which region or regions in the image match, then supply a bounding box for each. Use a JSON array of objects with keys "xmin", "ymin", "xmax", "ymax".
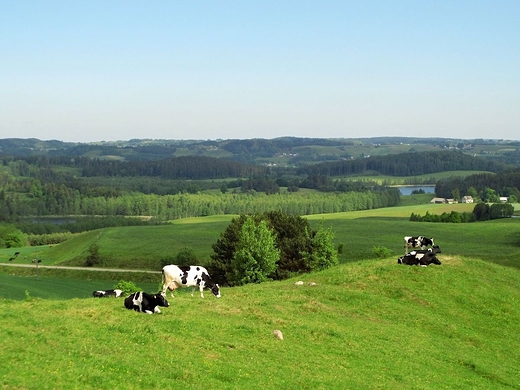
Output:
[
  {"xmin": 93, "ymin": 289, "xmax": 123, "ymax": 298},
  {"xmin": 124, "ymin": 291, "xmax": 169, "ymax": 314},
  {"xmin": 404, "ymin": 236, "xmax": 435, "ymax": 254},
  {"xmin": 398, "ymin": 251, "xmax": 441, "ymax": 267},
  {"xmin": 408, "ymin": 245, "xmax": 441, "ymax": 255},
  {"xmin": 162, "ymin": 265, "xmax": 221, "ymax": 298}
]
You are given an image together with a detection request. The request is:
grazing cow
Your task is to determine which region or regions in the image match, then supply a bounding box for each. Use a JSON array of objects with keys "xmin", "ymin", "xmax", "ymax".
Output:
[
  {"xmin": 92, "ymin": 289, "xmax": 123, "ymax": 298},
  {"xmin": 162, "ymin": 265, "xmax": 221, "ymax": 298},
  {"xmin": 404, "ymin": 236, "xmax": 435, "ymax": 254},
  {"xmin": 8, "ymin": 257, "xmax": 14, "ymax": 261},
  {"xmin": 124, "ymin": 291, "xmax": 169, "ymax": 314},
  {"xmin": 398, "ymin": 251, "xmax": 441, "ymax": 267}
]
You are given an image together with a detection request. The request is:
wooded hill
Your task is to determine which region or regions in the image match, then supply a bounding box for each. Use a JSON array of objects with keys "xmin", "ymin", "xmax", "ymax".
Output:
[
  {"xmin": 1, "ymin": 137, "xmax": 520, "ymax": 228},
  {"xmin": 2, "ymin": 136, "xmax": 520, "ymax": 167}
]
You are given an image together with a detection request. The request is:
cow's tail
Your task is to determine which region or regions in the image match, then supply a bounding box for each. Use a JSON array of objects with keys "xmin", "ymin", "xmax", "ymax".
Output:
[{"xmin": 160, "ymin": 269, "xmax": 166, "ymax": 294}]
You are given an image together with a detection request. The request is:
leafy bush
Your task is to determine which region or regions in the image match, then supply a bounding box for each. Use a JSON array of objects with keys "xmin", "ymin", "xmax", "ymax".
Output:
[
  {"xmin": 113, "ymin": 280, "xmax": 142, "ymax": 296},
  {"xmin": 372, "ymin": 246, "xmax": 393, "ymax": 258},
  {"xmin": 0, "ymin": 224, "xmax": 25, "ymax": 248},
  {"xmin": 84, "ymin": 244, "xmax": 101, "ymax": 267}
]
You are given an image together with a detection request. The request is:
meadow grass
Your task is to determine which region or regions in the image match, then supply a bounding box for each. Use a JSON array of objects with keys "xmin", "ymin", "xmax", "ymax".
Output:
[
  {"xmin": 1, "ymin": 202, "xmax": 519, "ymax": 271},
  {"xmin": 1, "ymin": 257, "xmax": 519, "ymax": 389}
]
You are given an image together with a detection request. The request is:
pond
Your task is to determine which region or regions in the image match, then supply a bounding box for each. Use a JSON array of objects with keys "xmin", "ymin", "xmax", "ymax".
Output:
[{"xmin": 397, "ymin": 185, "xmax": 436, "ymax": 196}]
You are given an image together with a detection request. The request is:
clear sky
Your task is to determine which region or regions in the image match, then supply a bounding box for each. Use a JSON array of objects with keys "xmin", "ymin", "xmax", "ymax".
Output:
[{"xmin": 1, "ymin": 1, "xmax": 519, "ymax": 142}]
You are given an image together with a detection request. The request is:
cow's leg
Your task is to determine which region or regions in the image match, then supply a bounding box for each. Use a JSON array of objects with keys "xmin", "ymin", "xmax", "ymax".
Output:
[
  {"xmin": 168, "ymin": 281, "xmax": 180, "ymax": 298},
  {"xmin": 199, "ymin": 282, "xmax": 205, "ymax": 298},
  {"xmin": 191, "ymin": 287, "xmax": 196, "ymax": 297}
]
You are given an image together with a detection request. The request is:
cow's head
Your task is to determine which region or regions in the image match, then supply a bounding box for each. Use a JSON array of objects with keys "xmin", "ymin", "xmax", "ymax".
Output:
[
  {"xmin": 429, "ymin": 245, "xmax": 441, "ymax": 254},
  {"xmin": 156, "ymin": 292, "xmax": 170, "ymax": 307},
  {"xmin": 421, "ymin": 254, "xmax": 441, "ymax": 266},
  {"xmin": 428, "ymin": 256, "xmax": 441, "ymax": 265},
  {"xmin": 210, "ymin": 284, "xmax": 221, "ymax": 298}
]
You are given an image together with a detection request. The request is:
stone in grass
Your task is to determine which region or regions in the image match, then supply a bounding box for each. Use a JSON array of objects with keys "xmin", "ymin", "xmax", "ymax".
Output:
[{"xmin": 273, "ymin": 330, "xmax": 284, "ymax": 340}]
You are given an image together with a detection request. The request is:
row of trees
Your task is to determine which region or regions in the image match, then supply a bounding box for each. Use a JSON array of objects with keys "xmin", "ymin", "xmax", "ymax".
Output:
[
  {"xmin": 435, "ymin": 171, "xmax": 520, "ymax": 201},
  {"xmin": 298, "ymin": 151, "xmax": 511, "ymax": 177},
  {"xmin": 0, "ymin": 189, "xmax": 401, "ymax": 223},
  {"xmin": 410, "ymin": 202, "xmax": 514, "ymax": 223}
]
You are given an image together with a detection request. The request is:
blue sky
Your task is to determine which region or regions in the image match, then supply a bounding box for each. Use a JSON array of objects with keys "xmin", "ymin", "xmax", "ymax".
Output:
[{"xmin": 2, "ymin": 1, "xmax": 519, "ymax": 142}]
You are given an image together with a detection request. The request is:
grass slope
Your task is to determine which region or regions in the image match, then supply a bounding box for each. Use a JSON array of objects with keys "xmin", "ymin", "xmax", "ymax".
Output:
[
  {"xmin": 1, "ymin": 257, "xmax": 519, "ymax": 389},
  {"xmin": 1, "ymin": 203, "xmax": 519, "ymax": 272}
]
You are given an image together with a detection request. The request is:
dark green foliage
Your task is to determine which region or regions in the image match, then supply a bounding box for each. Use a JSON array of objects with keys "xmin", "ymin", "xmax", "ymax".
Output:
[
  {"xmin": 84, "ymin": 244, "xmax": 101, "ymax": 267},
  {"xmin": 436, "ymin": 170, "xmax": 520, "ymax": 199},
  {"xmin": 175, "ymin": 247, "xmax": 198, "ymax": 264},
  {"xmin": 209, "ymin": 211, "xmax": 338, "ymax": 285},
  {"xmin": 472, "ymin": 203, "xmax": 490, "ymax": 221},
  {"xmin": 241, "ymin": 177, "xmax": 280, "ymax": 194},
  {"xmin": 298, "ymin": 151, "xmax": 511, "ymax": 177},
  {"xmin": 489, "ymin": 203, "xmax": 514, "ymax": 219}
]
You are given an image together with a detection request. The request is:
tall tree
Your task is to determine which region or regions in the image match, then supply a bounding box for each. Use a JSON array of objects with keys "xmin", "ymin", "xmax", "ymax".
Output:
[{"xmin": 229, "ymin": 217, "xmax": 279, "ymax": 285}]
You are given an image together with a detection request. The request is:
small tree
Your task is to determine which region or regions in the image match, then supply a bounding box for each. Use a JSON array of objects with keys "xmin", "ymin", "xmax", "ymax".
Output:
[
  {"xmin": 0, "ymin": 224, "xmax": 25, "ymax": 248},
  {"xmin": 85, "ymin": 244, "xmax": 101, "ymax": 267},
  {"xmin": 302, "ymin": 220, "xmax": 338, "ymax": 271},
  {"xmin": 176, "ymin": 246, "xmax": 198, "ymax": 264},
  {"xmin": 229, "ymin": 217, "xmax": 279, "ymax": 285}
]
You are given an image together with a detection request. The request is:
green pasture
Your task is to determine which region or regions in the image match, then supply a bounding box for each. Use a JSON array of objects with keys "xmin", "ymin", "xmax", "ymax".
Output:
[
  {"xmin": 0, "ymin": 274, "xmax": 160, "ymax": 301},
  {"xmin": 1, "ymin": 202, "xmax": 519, "ymax": 273},
  {"xmin": 1, "ymin": 257, "xmax": 519, "ymax": 389}
]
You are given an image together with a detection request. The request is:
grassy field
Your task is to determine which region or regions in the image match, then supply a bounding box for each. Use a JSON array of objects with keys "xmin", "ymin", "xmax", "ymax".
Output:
[
  {"xmin": 1, "ymin": 256, "xmax": 519, "ymax": 389},
  {"xmin": 1, "ymin": 202, "xmax": 519, "ymax": 272},
  {"xmin": 1, "ymin": 202, "xmax": 520, "ymax": 388}
]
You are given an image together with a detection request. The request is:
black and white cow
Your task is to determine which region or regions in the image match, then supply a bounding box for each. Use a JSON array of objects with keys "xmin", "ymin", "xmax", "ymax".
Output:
[
  {"xmin": 162, "ymin": 265, "xmax": 221, "ymax": 298},
  {"xmin": 124, "ymin": 291, "xmax": 169, "ymax": 314},
  {"xmin": 398, "ymin": 251, "xmax": 441, "ymax": 267},
  {"xmin": 404, "ymin": 236, "xmax": 435, "ymax": 254},
  {"xmin": 93, "ymin": 289, "xmax": 123, "ymax": 298}
]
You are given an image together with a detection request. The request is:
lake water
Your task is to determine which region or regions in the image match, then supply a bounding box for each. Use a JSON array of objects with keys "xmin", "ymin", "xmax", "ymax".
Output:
[{"xmin": 397, "ymin": 186, "xmax": 436, "ymax": 196}]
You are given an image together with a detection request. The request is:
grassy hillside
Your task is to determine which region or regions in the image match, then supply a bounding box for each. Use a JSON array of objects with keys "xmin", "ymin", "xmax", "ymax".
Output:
[{"xmin": 1, "ymin": 257, "xmax": 518, "ymax": 389}]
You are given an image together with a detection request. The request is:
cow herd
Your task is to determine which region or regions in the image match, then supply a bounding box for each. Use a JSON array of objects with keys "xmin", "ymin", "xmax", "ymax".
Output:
[
  {"xmin": 92, "ymin": 264, "xmax": 221, "ymax": 314},
  {"xmin": 92, "ymin": 237, "xmax": 439, "ymax": 314},
  {"xmin": 399, "ymin": 236, "xmax": 441, "ymax": 267}
]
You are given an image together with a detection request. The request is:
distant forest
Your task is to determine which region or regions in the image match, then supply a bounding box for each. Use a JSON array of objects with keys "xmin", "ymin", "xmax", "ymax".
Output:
[{"xmin": 1, "ymin": 137, "xmax": 519, "ymax": 232}]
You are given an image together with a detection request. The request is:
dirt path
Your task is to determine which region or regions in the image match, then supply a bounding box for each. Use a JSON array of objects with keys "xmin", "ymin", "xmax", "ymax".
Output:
[{"xmin": 0, "ymin": 263, "xmax": 161, "ymax": 274}]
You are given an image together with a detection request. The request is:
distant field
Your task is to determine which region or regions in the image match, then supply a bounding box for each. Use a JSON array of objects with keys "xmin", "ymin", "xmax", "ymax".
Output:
[{"xmin": 1, "ymin": 202, "xmax": 519, "ymax": 279}]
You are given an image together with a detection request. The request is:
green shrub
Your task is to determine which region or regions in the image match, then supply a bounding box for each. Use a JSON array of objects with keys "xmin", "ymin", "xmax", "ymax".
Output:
[
  {"xmin": 113, "ymin": 280, "xmax": 142, "ymax": 296},
  {"xmin": 372, "ymin": 245, "xmax": 393, "ymax": 258}
]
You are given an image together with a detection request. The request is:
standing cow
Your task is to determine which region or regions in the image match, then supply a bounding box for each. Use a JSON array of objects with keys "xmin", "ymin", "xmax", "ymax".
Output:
[
  {"xmin": 404, "ymin": 236, "xmax": 435, "ymax": 254},
  {"xmin": 124, "ymin": 291, "xmax": 169, "ymax": 314},
  {"xmin": 162, "ymin": 265, "xmax": 221, "ymax": 298}
]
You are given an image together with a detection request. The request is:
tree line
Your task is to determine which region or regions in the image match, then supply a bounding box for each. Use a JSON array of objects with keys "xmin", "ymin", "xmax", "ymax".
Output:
[
  {"xmin": 410, "ymin": 202, "xmax": 514, "ymax": 223},
  {"xmin": 0, "ymin": 189, "xmax": 401, "ymax": 225},
  {"xmin": 297, "ymin": 151, "xmax": 512, "ymax": 177}
]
